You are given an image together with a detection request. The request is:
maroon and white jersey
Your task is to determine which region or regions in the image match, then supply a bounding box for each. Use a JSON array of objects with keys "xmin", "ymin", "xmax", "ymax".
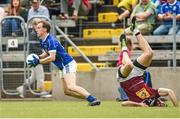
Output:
[
  {"xmin": 120, "ymin": 76, "xmax": 160, "ymax": 103},
  {"xmin": 117, "ymin": 61, "xmax": 160, "ymax": 103}
]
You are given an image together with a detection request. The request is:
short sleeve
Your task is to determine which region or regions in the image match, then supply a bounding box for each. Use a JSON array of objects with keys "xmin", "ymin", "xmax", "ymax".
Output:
[
  {"xmin": 159, "ymin": 3, "xmax": 166, "ymax": 14},
  {"xmin": 147, "ymin": 7, "xmax": 155, "ymax": 15},
  {"xmin": 173, "ymin": 2, "xmax": 180, "ymax": 14},
  {"xmin": 48, "ymin": 39, "xmax": 57, "ymax": 52}
]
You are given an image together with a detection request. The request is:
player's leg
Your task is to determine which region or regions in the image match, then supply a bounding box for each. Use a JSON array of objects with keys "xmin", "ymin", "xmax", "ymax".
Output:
[
  {"xmin": 62, "ymin": 60, "xmax": 101, "ymax": 106},
  {"xmin": 61, "ymin": 77, "xmax": 86, "ymax": 99},
  {"xmin": 158, "ymin": 88, "xmax": 178, "ymax": 107},
  {"xmin": 130, "ymin": 17, "xmax": 153, "ymax": 67},
  {"xmin": 62, "ymin": 61, "xmax": 90, "ymax": 98},
  {"xmin": 63, "ymin": 73, "xmax": 101, "ymax": 106},
  {"xmin": 117, "ymin": 34, "xmax": 133, "ymax": 78},
  {"xmin": 121, "ymin": 101, "xmax": 148, "ymax": 107}
]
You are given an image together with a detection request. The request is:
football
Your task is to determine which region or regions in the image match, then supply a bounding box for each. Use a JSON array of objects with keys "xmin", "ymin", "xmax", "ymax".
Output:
[{"xmin": 26, "ymin": 53, "xmax": 39, "ymax": 67}]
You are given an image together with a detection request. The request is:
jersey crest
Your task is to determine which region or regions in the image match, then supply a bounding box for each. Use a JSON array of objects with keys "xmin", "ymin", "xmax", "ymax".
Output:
[{"xmin": 136, "ymin": 87, "xmax": 150, "ymax": 99}]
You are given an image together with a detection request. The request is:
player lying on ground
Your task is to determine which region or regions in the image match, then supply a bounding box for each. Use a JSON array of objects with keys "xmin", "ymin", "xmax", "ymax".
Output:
[
  {"xmin": 27, "ymin": 20, "xmax": 101, "ymax": 106},
  {"xmin": 117, "ymin": 17, "xmax": 178, "ymax": 107}
]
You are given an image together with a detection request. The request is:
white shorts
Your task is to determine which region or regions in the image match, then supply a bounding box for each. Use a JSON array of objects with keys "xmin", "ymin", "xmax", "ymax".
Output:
[{"xmin": 59, "ymin": 60, "xmax": 77, "ymax": 78}]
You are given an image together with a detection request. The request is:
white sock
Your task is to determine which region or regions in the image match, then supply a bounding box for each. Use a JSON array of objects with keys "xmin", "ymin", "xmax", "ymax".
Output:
[{"xmin": 122, "ymin": 46, "xmax": 128, "ymax": 52}]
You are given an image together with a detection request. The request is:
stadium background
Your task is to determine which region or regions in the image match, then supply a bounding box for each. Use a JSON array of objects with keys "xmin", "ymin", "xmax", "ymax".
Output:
[{"xmin": 0, "ymin": 0, "xmax": 180, "ymax": 117}]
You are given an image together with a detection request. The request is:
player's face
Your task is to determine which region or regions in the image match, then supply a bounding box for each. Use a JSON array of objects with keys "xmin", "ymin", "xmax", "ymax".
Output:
[{"xmin": 36, "ymin": 23, "xmax": 45, "ymax": 38}]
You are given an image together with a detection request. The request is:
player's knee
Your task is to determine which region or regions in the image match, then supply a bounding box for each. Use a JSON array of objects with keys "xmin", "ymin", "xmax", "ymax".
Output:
[
  {"xmin": 167, "ymin": 89, "xmax": 174, "ymax": 95},
  {"xmin": 145, "ymin": 49, "xmax": 153, "ymax": 59},
  {"xmin": 67, "ymin": 85, "xmax": 76, "ymax": 92},
  {"xmin": 64, "ymin": 89, "xmax": 71, "ymax": 96}
]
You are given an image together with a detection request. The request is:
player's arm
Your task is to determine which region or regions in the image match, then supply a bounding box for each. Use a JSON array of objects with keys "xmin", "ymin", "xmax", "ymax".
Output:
[
  {"xmin": 39, "ymin": 37, "xmax": 57, "ymax": 64},
  {"xmin": 39, "ymin": 51, "xmax": 56, "ymax": 64},
  {"xmin": 121, "ymin": 101, "xmax": 148, "ymax": 107},
  {"xmin": 158, "ymin": 88, "xmax": 178, "ymax": 107},
  {"xmin": 39, "ymin": 51, "xmax": 49, "ymax": 59}
]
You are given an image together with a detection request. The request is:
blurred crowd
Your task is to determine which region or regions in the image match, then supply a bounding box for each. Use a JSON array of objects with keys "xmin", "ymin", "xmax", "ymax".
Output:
[
  {"xmin": 117, "ymin": 0, "xmax": 180, "ymax": 35},
  {"xmin": 0, "ymin": 0, "xmax": 179, "ymax": 36}
]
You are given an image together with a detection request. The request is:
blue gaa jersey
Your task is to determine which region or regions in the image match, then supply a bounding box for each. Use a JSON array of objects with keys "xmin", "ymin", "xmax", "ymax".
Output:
[
  {"xmin": 160, "ymin": 1, "xmax": 180, "ymax": 25},
  {"xmin": 39, "ymin": 34, "xmax": 73, "ymax": 70}
]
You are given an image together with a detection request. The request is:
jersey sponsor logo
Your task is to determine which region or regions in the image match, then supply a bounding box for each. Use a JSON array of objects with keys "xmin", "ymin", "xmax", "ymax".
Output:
[{"xmin": 135, "ymin": 87, "xmax": 150, "ymax": 99}]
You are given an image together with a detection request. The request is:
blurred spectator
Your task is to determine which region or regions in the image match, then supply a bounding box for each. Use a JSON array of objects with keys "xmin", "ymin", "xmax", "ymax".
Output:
[
  {"xmin": 125, "ymin": 0, "xmax": 156, "ymax": 35},
  {"xmin": 151, "ymin": 0, "xmax": 168, "ymax": 14},
  {"xmin": 28, "ymin": 0, "xmax": 50, "ymax": 21},
  {"xmin": 151, "ymin": 0, "xmax": 161, "ymax": 7},
  {"xmin": 3, "ymin": 0, "xmax": 11, "ymax": 4},
  {"xmin": 153, "ymin": 0, "xmax": 180, "ymax": 35},
  {"xmin": 0, "ymin": 7, "xmax": 5, "ymax": 22},
  {"xmin": 104, "ymin": 0, "xmax": 111, "ymax": 5},
  {"xmin": 152, "ymin": 0, "xmax": 173, "ymax": 17},
  {"xmin": 42, "ymin": 0, "xmax": 61, "ymax": 18},
  {"xmin": 151, "ymin": 0, "xmax": 162, "ymax": 14},
  {"xmin": 60, "ymin": 0, "xmax": 91, "ymax": 20},
  {"xmin": 20, "ymin": 0, "xmax": 31, "ymax": 22},
  {"xmin": 177, "ymin": 30, "xmax": 180, "ymax": 35},
  {"xmin": 21, "ymin": 0, "xmax": 31, "ymax": 9},
  {"xmin": 117, "ymin": 0, "xmax": 139, "ymax": 22},
  {"xmin": 2, "ymin": 0, "xmax": 26, "ymax": 36}
]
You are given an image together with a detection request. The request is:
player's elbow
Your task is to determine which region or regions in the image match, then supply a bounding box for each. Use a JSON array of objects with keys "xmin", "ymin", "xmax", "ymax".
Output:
[
  {"xmin": 121, "ymin": 102, "xmax": 127, "ymax": 107},
  {"xmin": 64, "ymin": 89, "xmax": 71, "ymax": 96},
  {"xmin": 121, "ymin": 101, "xmax": 129, "ymax": 107},
  {"xmin": 49, "ymin": 53, "xmax": 56, "ymax": 61},
  {"xmin": 50, "ymin": 56, "xmax": 56, "ymax": 61}
]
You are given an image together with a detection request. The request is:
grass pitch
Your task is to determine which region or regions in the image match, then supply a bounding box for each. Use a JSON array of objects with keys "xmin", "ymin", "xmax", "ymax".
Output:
[{"xmin": 0, "ymin": 100, "xmax": 179, "ymax": 118}]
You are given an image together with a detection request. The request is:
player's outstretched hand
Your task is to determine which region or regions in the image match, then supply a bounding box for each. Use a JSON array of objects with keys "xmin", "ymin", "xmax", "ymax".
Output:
[{"xmin": 28, "ymin": 55, "xmax": 40, "ymax": 68}]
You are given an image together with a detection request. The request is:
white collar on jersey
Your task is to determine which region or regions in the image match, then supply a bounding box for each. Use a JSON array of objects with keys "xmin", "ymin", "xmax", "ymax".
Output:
[
  {"xmin": 43, "ymin": 33, "xmax": 49, "ymax": 42},
  {"xmin": 169, "ymin": 0, "xmax": 177, "ymax": 6}
]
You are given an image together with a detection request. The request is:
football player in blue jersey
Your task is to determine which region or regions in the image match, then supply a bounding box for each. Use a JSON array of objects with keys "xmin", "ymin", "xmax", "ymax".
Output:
[{"xmin": 28, "ymin": 20, "xmax": 101, "ymax": 106}]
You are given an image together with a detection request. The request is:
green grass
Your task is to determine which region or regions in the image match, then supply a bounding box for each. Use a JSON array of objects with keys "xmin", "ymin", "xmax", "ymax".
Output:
[{"xmin": 0, "ymin": 101, "xmax": 180, "ymax": 118}]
